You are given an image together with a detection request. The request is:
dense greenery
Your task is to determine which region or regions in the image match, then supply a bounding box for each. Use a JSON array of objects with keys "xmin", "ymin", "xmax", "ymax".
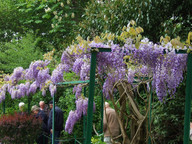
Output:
[
  {"xmin": 0, "ymin": 33, "xmax": 43, "ymax": 73},
  {"xmin": 0, "ymin": 0, "xmax": 26, "ymax": 42},
  {"xmin": 0, "ymin": 0, "xmax": 89, "ymax": 50},
  {"xmin": 79, "ymin": 0, "xmax": 192, "ymax": 42}
]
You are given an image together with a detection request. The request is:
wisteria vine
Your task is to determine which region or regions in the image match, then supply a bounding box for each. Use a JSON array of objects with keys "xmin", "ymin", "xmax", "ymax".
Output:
[{"xmin": 0, "ymin": 21, "xmax": 191, "ymax": 133}]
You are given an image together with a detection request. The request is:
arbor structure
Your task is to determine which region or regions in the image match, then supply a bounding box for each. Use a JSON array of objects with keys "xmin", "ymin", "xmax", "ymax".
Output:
[{"xmin": 0, "ymin": 22, "xmax": 192, "ymax": 143}]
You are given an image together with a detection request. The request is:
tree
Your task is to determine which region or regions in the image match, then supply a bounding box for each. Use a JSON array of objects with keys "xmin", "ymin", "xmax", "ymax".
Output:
[
  {"xmin": 0, "ymin": 0, "xmax": 26, "ymax": 42},
  {"xmin": 17, "ymin": 0, "xmax": 90, "ymax": 50},
  {"xmin": 0, "ymin": 33, "xmax": 42, "ymax": 73},
  {"xmin": 79, "ymin": 0, "xmax": 192, "ymax": 42},
  {"xmin": 0, "ymin": 0, "xmax": 90, "ymax": 51}
]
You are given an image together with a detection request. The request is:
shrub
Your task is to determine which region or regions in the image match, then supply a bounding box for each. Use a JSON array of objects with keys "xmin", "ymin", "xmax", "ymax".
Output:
[{"xmin": 0, "ymin": 112, "xmax": 42, "ymax": 144}]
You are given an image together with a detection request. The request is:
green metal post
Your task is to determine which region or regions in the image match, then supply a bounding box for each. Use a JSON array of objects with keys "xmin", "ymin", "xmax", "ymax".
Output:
[
  {"xmin": 148, "ymin": 82, "xmax": 152, "ymax": 144},
  {"xmin": 74, "ymin": 134, "xmax": 76, "ymax": 144},
  {"xmin": 85, "ymin": 50, "xmax": 97, "ymax": 144},
  {"xmin": 100, "ymin": 91, "xmax": 104, "ymax": 141},
  {"xmin": 83, "ymin": 115, "xmax": 86, "ymax": 144},
  {"xmin": 184, "ymin": 53, "xmax": 192, "ymax": 144},
  {"xmin": 52, "ymin": 95, "xmax": 55, "ymax": 144},
  {"xmin": 83, "ymin": 87, "xmax": 86, "ymax": 144},
  {"xmin": 3, "ymin": 100, "xmax": 5, "ymax": 114}
]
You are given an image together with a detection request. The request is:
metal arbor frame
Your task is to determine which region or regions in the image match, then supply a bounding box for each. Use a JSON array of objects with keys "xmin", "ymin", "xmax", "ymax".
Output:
[
  {"xmin": 82, "ymin": 48, "xmax": 192, "ymax": 144},
  {"xmin": 1, "ymin": 48, "xmax": 192, "ymax": 144},
  {"xmin": 85, "ymin": 47, "xmax": 111, "ymax": 144},
  {"xmin": 183, "ymin": 52, "xmax": 192, "ymax": 143}
]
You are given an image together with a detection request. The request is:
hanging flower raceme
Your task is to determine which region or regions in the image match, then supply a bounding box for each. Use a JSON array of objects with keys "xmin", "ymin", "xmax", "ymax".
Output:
[
  {"xmin": 73, "ymin": 84, "xmax": 82, "ymax": 99},
  {"xmin": 0, "ymin": 90, "xmax": 5, "ymax": 103},
  {"xmin": 72, "ymin": 58, "xmax": 84, "ymax": 74},
  {"xmin": 49, "ymin": 84, "xmax": 56, "ymax": 97},
  {"xmin": 65, "ymin": 110, "xmax": 78, "ymax": 134},
  {"xmin": 10, "ymin": 67, "xmax": 25, "ymax": 84},
  {"xmin": 28, "ymin": 81, "xmax": 38, "ymax": 95},
  {"xmin": 76, "ymin": 98, "xmax": 84, "ymax": 119},
  {"xmin": 36, "ymin": 68, "xmax": 50, "ymax": 85},
  {"xmin": 65, "ymin": 96, "xmax": 95, "ymax": 134},
  {"xmin": 103, "ymin": 68, "xmax": 126, "ymax": 99},
  {"xmin": 25, "ymin": 60, "xmax": 50, "ymax": 81},
  {"xmin": 51, "ymin": 64, "xmax": 65, "ymax": 84},
  {"xmin": 18, "ymin": 83, "xmax": 27, "ymax": 97}
]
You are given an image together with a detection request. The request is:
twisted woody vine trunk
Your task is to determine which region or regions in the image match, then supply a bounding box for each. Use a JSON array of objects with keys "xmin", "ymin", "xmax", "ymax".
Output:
[{"xmin": 109, "ymin": 80, "xmax": 149, "ymax": 144}]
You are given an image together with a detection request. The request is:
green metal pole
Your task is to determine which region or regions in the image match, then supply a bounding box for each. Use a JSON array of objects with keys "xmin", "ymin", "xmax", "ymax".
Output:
[
  {"xmin": 85, "ymin": 50, "xmax": 97, "ymax": 144},
  {"xmin": 52, "ymin": 95, "xmax": 55, "ymax": 144},
  {"xmin": 184, "ymin": 53, "xmax": 192, "ymax": 144},
  {"xmin": 83, "ymin": 115, "xmax": 86, "ymax": 144},
  {"xmin": 148, "ymin": 82, "xmax": 152, "ymax": 144},
  {"xmin": 100, "ymin": 91, "xmax": 104, "ymax": 141},
  {"xmin": 3, "ymin": 100, "xmax": 5, "ymax": 114},
  {"xmin": 83, "ymin": 87, "xmax": 86, "ymax": 144},
  {"xmin": 74, "ymin": 134, "xmax": 76, "ymax": 144}
]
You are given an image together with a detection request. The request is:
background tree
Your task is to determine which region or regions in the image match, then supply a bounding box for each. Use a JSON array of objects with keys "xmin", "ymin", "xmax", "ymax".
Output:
[
  {"xmin": 0, "ymin": 0, "xmax": 26, "ymax": 42},
  {"xmin": 17, "ymin": 0, "xmax": 90, "ymax": 50},
  {"xmin": 0, "ymin": 33, "xmax": 43, "ymax": 73},
  {"xmin": 0, "ymin": 0, "xmax": 90, "ymax": 51},
  {"xmin": 79, "ymin": 0, "xmax": 192, "ymax": 42}
]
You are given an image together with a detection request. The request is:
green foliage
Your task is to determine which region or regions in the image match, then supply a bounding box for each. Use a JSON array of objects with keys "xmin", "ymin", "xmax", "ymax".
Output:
[
  {"xmin": 0, "ymin": 0, "xmax": 89, "ymax": 50},
  {"xmin": 17, "ymin": 0, "xmax": 90, "ymax": 49},
  {"xmin": 63, "ymin": 72, "xmax": 80, "ymax": 82},
  {"xmin": 93, "ymin": 87, "xmax": 104, "ymax": 133},
  {"xmin": 79, "ymin": 0, "xmax": 192, "ymax": 42},
  {"xmin": 57, "ymin": 87, "xmax": 76, "ymax": 124},
  {"xmin": 0, "ymin": 33, "xmax": 42, "ymax": 73},
  {"xmin": 161, "ymin": 16, "xmax": 192, "ymax": 41},
  {"xmin": 91, "ymin": 134, "xmax": 106, "ymax": 144},
  {"xmin": 0, "ymin": 0, "xmax": 26, "ymax": 42}
]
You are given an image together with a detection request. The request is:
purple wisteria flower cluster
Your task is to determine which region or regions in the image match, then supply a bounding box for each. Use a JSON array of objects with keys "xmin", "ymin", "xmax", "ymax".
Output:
[
  {"xmin": 59, "ymin": 38, "xmax": 187, "ymax": 103},
  {"xmin": 124, "ymin": 42, "xmax": 187, "ymax": 101},
  {"xmin": 0, "ymin": 60, "xmax": 64, "ymax": 103},
  {"xmin": 65, "ymin": 96, "xmax": 95, "ymax": 134}
]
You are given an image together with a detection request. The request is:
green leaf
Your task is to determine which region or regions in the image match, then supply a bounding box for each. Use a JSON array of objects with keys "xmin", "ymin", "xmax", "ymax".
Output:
[
  {"xmin": 18, "ymin": 9, "xmax": 25, "ymax": 12},
  {"xmin": 60, "ymin": 29, "xmax": 66, "ymax": 32},
  {"xmin": 24, "ymin": 20, "xmax": 33, "ymax": 24},
  {"xmin": 42, "ymin": 14, "xmax": 51, "ymax": 19},
  {"xmin": 58, "ymin": 10, "xmax": 63, "ymax": 15},
  {"xmin": 35, "ymin": 20, "xmax": 43, "ymax": 24},
  {"xmin": 36, "ymin": 4, "xmax": 45, "ymax": 10},
  {"xmin": 25, "ymin": 8, "xmax": 32, "ymax": 12}
]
